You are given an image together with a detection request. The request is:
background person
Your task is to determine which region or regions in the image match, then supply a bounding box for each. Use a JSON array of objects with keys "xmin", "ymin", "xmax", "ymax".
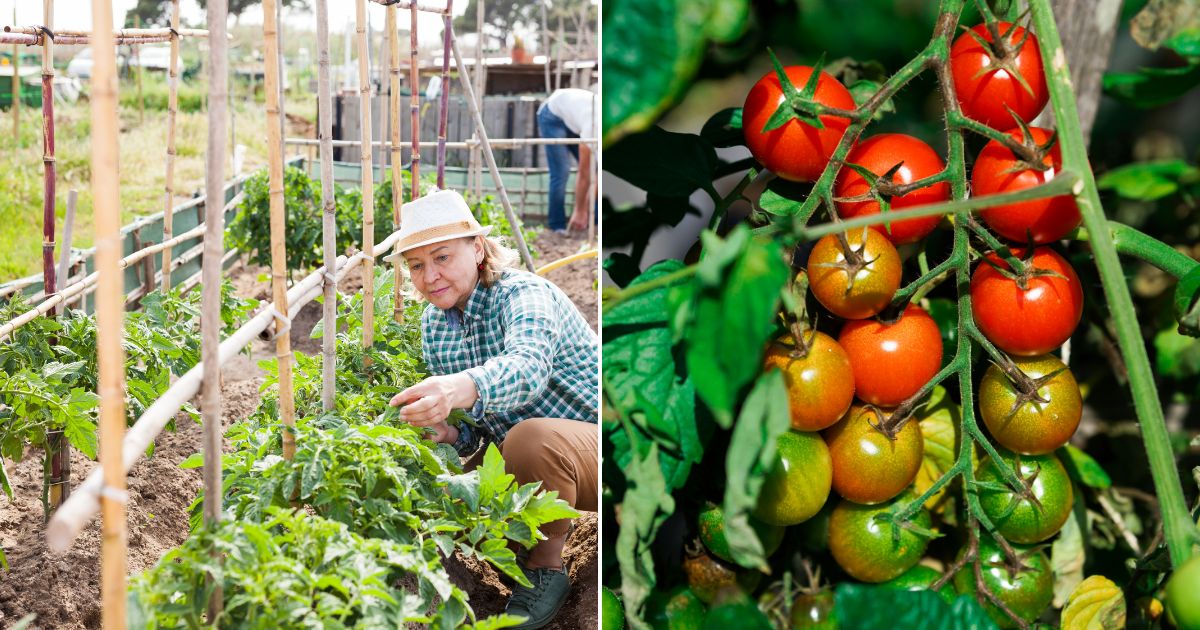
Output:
[{"xmin": 537, "ymin": 87, "xmax": 596, "ymax": 234}]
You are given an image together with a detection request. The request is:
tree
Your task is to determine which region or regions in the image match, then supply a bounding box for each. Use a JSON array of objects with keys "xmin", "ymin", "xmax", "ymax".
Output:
[
  {"xmin": 195, "ymin": 0, "xmax": 310, "ymax": 21},
  {"xmin": 124, "ymin": 0, "xmax": 172, "ymax": 28},
  {"xmin": 454, "ymin": 0, "xmax": 593, "ymax": 49}
]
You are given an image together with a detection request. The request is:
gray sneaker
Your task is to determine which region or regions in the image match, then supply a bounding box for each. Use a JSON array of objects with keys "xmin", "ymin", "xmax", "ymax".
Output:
[{"xmin": 505, "ymin": 565, "xmax": 571, "ymax": 629}]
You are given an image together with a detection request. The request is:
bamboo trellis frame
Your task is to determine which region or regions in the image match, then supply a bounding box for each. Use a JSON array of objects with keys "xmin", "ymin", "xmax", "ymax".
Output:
[
  {"xmin": 409, "ymin": 3, "xmax": 420, "ymax": 200},
  {"xmin": 387, "ymin": 4, "xmax": 405, "ymax": 324},
  {"xmin": 357, "ymin": 0, "xmax": 376, "ymax": 350},
  {"xmin": 436, "ymin": 0, "xmax": 453, "ymax": 189},
  {"xmin": 317, "ymin": 0, "xmax": 337, "ymax": 412},
  {"xmin": 160, "ymin": 0, "xmax": 182, "ymax": 291}
]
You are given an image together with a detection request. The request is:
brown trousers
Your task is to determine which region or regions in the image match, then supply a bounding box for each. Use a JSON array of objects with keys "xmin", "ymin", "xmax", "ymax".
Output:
[{"xmin": 463, "ymin": 417, "xmax": 598, "ymax": 537}]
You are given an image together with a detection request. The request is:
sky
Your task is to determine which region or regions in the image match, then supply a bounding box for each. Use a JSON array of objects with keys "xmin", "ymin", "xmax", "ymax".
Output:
[{"xmin": 0, "ymin": 1, "xmax": 465, "ymax": 47}]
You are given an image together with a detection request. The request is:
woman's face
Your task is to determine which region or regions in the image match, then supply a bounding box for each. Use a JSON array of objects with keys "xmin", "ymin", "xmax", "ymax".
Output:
[{"xmin": 404, "ymin": 237, "xmax": 484, "ymax": 310}]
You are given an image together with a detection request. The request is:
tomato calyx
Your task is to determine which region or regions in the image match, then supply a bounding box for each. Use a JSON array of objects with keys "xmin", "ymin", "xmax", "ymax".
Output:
[
  {"xmin": 999, "ymin": 119, "xmax": 1057, "ymax": 174},
  {"xmin": 761, "ymin": 50, "xmax": 859, "ymax": 134},
  {"xmin": 986, "ymin": 454, "xmax": 1046, "ymax": 515},
  {"xmin": 980, "ymin": 244, "xmax": 1067, "ymax": 291},
  {"xmin": 810, "ymin": 227, "xmax": 885, "ymax": 300},
  {"xmin": 961, "ymin": 18, "xmax": 1039, "ymax": 101}
]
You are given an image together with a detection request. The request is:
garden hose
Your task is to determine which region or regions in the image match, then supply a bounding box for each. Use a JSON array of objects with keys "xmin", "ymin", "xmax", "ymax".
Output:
[{"xmin": 535, "ymin": 249, "xmax": 598, "ymax": 276}]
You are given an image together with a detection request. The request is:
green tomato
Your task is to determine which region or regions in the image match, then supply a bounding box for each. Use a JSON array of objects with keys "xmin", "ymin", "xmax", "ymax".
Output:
[
  {"xmin": 954, "ymin": 535, "xmax": 1053, "ymax": 629},
  {"xmin": 645, "ymin": 585, "xmax": 707, "ymax": 630},
  {"xmin": 754, "ymin": 430, "xmax": 833, "ymax": 526},
  {"xmin": 977, "ymin": 449, "xmax": 1074, "ymax": 544},
  {"xmin": 602, "ymin": 587, "xmax": 625, "ymax": 630},
  {"xmin": 827, "ymin": 495, "xmax": 933, "ymax": 583},
  {"xmin": 701, "ymin": 589, "xmax": 773, "ymax": 630},
  {"xmin": 698, "ymin": 502, "xmax": 786, "ymax": 564},
  {"xmin": 880, "ymin": 564, "xmax": 955, "ymax": 604},
  {"xmin": 1166, "ymin": 554, "xmax": 1200, "ymax": 630},
  {"xmin": 790, "ymin": 591, "xmax": 837, "ymax": 629}
]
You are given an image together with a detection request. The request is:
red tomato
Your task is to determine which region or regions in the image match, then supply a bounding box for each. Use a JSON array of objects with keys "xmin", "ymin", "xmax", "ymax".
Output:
[
  {"xmin": 973, "ymin": 126, "xmax": 1081, "ymax": 244},
  {"xmin": 834, "ymin": 134, "xmax": 950, "ymax": 245},
  {"xmin": 971, "ymin": 247, "xmax": 1083, "ymax": 356},
  {"xmin": 824, "ymin": 404, "xmax": 924, "ymax": 505},
  {"xmin": 838, "ymin": 305, "xmax": 943, "ymax": 407},
  {"xmin": 743, "ymin": 65, "xmax": 856, "ymax": 182},
  {"xmin": 950, "ymin": 22, "xmax": 1049, "ymax": 128},
  {"xmin": 807, "ymin": 228, "xmax": 902, "ymax": 320},
  {"xmin": 763, "ymin": 332, "xmax": 856, "ymax": 432}
]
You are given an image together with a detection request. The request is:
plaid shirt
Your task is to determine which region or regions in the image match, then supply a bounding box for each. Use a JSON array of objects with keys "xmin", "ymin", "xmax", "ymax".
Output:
[{"xmin": 421, "ymin": 269, "xmax": 598, "ymax": 455}]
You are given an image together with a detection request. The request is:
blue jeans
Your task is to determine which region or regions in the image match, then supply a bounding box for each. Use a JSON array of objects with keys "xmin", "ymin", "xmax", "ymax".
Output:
[{"xmin": 537, "ymin": 105, "xmax": 579, "ymax": 231}]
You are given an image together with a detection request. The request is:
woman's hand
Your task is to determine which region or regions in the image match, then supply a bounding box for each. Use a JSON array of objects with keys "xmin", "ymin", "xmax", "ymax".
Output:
[
  {"xmin": 423, "ymin": 420, "xmax": 460, "ymax": 444},
  {"xmin": 390, "ymin": 373, "xmax": 478, "ymax": 428}
]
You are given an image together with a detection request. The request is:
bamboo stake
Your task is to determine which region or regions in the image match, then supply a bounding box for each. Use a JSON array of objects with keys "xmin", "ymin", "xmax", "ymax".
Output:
[
  {"xmin": 357, "ymin": 0, "xmax": 376, "ymax": 349},
  {"xmin": 450, "ymin": 30, "xmax": 534, "ymax": 271},
  {"xmin": 88, "ymin": 0, "xmax": 127, "ymax": 624},
  {"xmin": 263, "ymin": 0, "xmax": 297, "ymax": 461},
  {"xmin": 387, "ymin": 5, "xmax": 405, "ymax": 323},
  {"xmin": 409, "ymin": 2, "xmax": 420, "ymax": 197},
  {"xmin": 161, "ymin": 0, "xmax": 181, "ymax": 291},
  {"xmin": 473, "ymin": 0, "xmax": 485, "ymax": 198},
  {"xmin": 202, "ymin": 0, "xmax": 228, "ymax": 619},
  {"xmin": 276, "ymin": 0, "xmax": 285, "ymax": 160},
  {"xmin": 134, "ymin": 16, "xmax": 144, "ymax": 124},
  {"xmin": 314, "ymin": 0, "xmax": 338, "ymax": 410},
  {"xmin": 11, "ymin": 7, "xmax": 17, "ymax": 144},
  {"xmin": 540, "ymin": 1, "xmax": 550, "ymax": 95},
  {"xmin": 554, "ymin": 17, "xmax": 563, "ymax": 90},
  {"xmin": 316, "ymin": 0, "xmax": 337, "ymax": 411},
  {"xmin": 435, "ymin": 0, "xmax": 453, "ymax": 188},
  {"xmin": 57, "ymin": 190, "xmax": 77, "ymax": 289},
  {"xmin": 41, "ymin": 0, "xmax": 69, "ymax": 512}
]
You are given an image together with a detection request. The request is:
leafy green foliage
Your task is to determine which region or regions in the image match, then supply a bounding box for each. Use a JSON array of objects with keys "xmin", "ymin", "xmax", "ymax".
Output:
[{"xmin": 833, "ymin": 584, "xmax": 999, "ymax": 630}]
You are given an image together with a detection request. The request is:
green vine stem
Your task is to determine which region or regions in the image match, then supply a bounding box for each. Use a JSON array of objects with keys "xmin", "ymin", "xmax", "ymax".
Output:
[
  {"xmin": 1028, "ymin": 0, "xmax": 1198, "ymax": 567},
  {"xmin": 1078, "ymin": 221, "xmax": 1199, "ymax": 279}
]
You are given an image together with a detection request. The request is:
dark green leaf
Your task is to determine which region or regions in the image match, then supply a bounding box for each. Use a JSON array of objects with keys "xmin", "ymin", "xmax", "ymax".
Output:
[
  {"xmin": 758, "ymin": 178, "xmax": 812, "ymax": 217},
  {"xmin": 1097, "ymin": 159, "xmax": 1199, "ymax": 201},
  {"xmin": 1057, "ymin": 445, "xmax": 1113, "ymax": 490},
  {"xmin": 616, "ymin": 444, "xmax": 676, "ymax": 626},
  {"xmin": 604, "ymin": 127, "xmax": 720, "ymax": 197},
  {"xmin": 834, "ymin": 583, "xmax": 1000, "ymax": 630},
  {"xmin": 700, "ymin": 108, "xmax": 745, "ymax": 148},
  {"xmin": 1102, "ymin": 63, "xmax": 1200, "ymax": 109}
]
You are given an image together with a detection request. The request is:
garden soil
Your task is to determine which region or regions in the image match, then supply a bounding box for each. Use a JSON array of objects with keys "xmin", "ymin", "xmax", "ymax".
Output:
[{"xmin": 0, "ymin": 229, "xmax": 598, "ymax": 629}]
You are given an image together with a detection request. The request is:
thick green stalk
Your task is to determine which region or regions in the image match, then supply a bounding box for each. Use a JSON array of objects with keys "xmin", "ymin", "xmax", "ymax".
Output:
[
  {"xmin": 1077, "ymin": 222, "xmax": 1199, "ymax": 279},
  {"xmin": 1029, "ymin": 0, "xmax": 1196, "ymax": 566}
]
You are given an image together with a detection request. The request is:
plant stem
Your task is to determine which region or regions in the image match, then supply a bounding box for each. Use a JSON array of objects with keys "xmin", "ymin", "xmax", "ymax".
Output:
[
  {"xmin": 1076, "ymin": 221, "xmax": 1199, "ymax": 279},
  {"xmin": 1029, "ymin": 0, "xmax": 1196, "ymax": 567}
]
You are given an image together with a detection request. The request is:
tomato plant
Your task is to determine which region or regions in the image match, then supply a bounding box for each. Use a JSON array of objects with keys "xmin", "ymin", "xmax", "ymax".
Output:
[
  {"xmin": 834, "ymin": 134, "xmax": 950, "ymax": 245},
  {"xmin": 972, "ymin": 126, "xmax": 1081, "ymax": 244},
  {"xmin": 763, "ymin": 331, "xmax": 855, "ymax": 431},
  {"xmin": 838, "ymin": 304, "xmax": 943, "ymax": 407},
  {"xmin": 950, "ymin": 22, "xmax": 1049, "ymax": 128},
  {"xmin": 976, "ymin": 450, "xmax": 1074, "ymax": 544},
  {"xmin": 743, "ymin": 65, "xmax": 855, "ymax": 182},
  {"xmin": 824, "ymin": 404, "xmax": 923, "ymax": 505},
  {"xmin": 807, "ymin": 228, "xmax": 902, "ymax": 320},
  {"xmin": 970, "ymin": 246, "xmax": 1083, "ymax": 356},
  {"xmin": 978, "ymin": 354, "xmax": 1081, "ymax": 455}
]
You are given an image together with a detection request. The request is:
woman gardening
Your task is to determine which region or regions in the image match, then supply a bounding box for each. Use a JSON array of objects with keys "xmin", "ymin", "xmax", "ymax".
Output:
[{"xmin": 386, "ymin": 190, "xmax": 599, "ymax": 629}]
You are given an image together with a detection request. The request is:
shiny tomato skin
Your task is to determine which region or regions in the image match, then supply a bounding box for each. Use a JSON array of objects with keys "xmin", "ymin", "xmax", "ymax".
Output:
[
  {"xmin": 698, "ymin": 502, "xmax": 785, "ymax": 564},
  {"xmin": 808, "ymin": 228, "xmax": 902, "ymax": 320},
  {"xmin": 973, "ymin": 127, "xmax": 1081, "ymax": 244},
  {"xmin": 824, "ymin": 404, "xmax": 924, "ymax": 505},
  {"xmin": 971, "ymin": 247, "xmax": 1083, "ymax": 356},
  {"xmin": 764, "ymin": 332, "xmax": 856, "ymax": 431},
  {"xmin": 838, "ymin": 304, "xmax": 944, "ymax": 407},
  {"xmin": 834, "ymin": 134, "xmax": 950, "ymax": 245},
  {"xmin": 743, "ymin": 66, "xmax": 856, "ymax": 182},
  {"xmin": 950, "ymin": 22, "xmax": 1049, "ymax": 128},
  {"xmin": 827, "ymin": 496, "xmax": 932, "ymax": 583},
  {"xmin": 977, "ymin": 450, "xmax": 1074, "ymax": 544},
  {"xmin": 753, "ymin": 430, "xmax": 833, "ymax": 526},
  {"xmin": 954, "ymin": 535, "xmax": 1054, "ymax": 629},
  {"xmin": 979, "ymin": 354, "xmax": 1082, "ymax": 455}
]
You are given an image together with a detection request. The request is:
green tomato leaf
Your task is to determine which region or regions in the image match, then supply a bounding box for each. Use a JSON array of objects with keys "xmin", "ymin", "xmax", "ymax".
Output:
[
  {"xmin": 700, "ymin": 107, "xmax": 745, "ymax": 148},
  {"xmin": 1153, "ymin": 325, "xmax": 1200, "ymax": 378},
  {"xmin": 64, "ymin": 413, "xmax": 98, "ymax": 461},
  {"xmin": 834, "ymin": 583, "xmax": 1000, "ymax": 630},
  {"xmin": 1057, "ymin": 445, "xmax": 1113, "ymax": 490},
  {"xmin": 179, "ymin": 453, "xmax": 204, "ymax": 469},
  {"xmin": 1130, "ymin": 0, "xmax": 1200, "ymax": 55},
  {"xmin": 604, "ymin": 127, "xmax": 720, "ymax": 198},
  {"xmin": 913, "ymin": 385, "xmax": 961, "ymax": 511},
  {"xmin": 759, "ymin": 178, "xmax": 811, "ymax": 217},
  {"xmin": 1050, "ymin": 494, "xmax": 1087, "ymax": 607},
  {"xmin": 617, "ymin": 443, "xmax": 676, "ymax": 628},
  {"xmin": 1102, "ymin": 63, "xmax": 1200, "ymax": 109},
  {"xmin": 721, "ymin": 371, "xmax": 791, "ymax": 570},
  {"xmin": 1097, "ymin": 159, "xmax": 1199, "ymax": 201}
]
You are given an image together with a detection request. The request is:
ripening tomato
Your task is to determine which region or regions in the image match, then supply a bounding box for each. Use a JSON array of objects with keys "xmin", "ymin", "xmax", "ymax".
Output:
[
  {"xmin": 644, "ymin": 586, "xmax": 707, "ymax": 630},
  {"xmin": 824, "ymin": 404, "xmax": 924, "ymax": 505},
  {"xmin": 807, "ymin": 228, "xmax": 903, "ymax": 320},
  {"xmin": 834, "ymin": 134, "xmax": 950, "ymax": 245},
  {"xmin": 973, "ymin": 126, "xmax": 1081, "ymax": 244},
  {"xmin": 950, "ymin": 22, "xmax": 1049, "ymax": 128},
  {"xmin": 954, "ymin": 535, "xmax": 1054, "ymax": 629},
  {"xmin": 682, "ymin": 547, "xmax": 761, "ymax": 604},
  {"xmin": 827, "ymin": 495, "xmax": 933, "ymax": 583},
  {"xmin": 790, "ymin": 591, "xmax": 837, "ymax": 629},
  {"xmin": 838, "ymin": 304, "xmax": 943, "ymax": 407},
  {"xmin": 753, "ymin": 430, "xmax": 833, "ymax": 526},
  {"xmin": 763, "ymin": 332, "xmax": 856, "ymax": 431},
  {"xmin": 971, "ymin": 247, "xmax": 1083, "ymax": 356},
  {"xmin": 881, "ymin": 565, "xmax": 956, "ymax": 604},
  {"xmin": 743, "ymin": 65, "xmax": 856, "ymax": 182},
  {"xmin": 698, "ymin": 502, "xmax": 785, "ymax": 564},
  {"xmin": 979, "ymin": 354, "xmax": 1082, "ymax": 455},
  {"xmin": 977, "ymin": 450, "xmax": 1074, "ymax": 544},
  {"xmin": 1166, "ymin": 555, "xmax": 1200, "ymax": 630}
]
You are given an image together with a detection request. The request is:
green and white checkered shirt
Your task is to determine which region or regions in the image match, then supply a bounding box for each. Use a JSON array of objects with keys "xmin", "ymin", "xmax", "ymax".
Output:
[{"xmin": 420, "ymin": 269, "xmax": 598, "ymax": 455}]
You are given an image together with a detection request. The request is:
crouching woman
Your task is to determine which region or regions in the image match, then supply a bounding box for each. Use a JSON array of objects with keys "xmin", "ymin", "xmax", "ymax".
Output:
[{"xmin": 386, "ymin": 190, "xmax": 598, "ymax": 629}]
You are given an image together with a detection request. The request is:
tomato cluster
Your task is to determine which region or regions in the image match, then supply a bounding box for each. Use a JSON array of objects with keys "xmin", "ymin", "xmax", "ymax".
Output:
[{"xmin": 673, "ymin": 19, "xmax": 1093, "ymax": 630}]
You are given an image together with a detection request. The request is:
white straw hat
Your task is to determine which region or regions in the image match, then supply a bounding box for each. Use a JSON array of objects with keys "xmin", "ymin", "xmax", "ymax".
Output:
[{"xmin": 392, "ymin": 189, "xmax": 492, "ymax": 254}]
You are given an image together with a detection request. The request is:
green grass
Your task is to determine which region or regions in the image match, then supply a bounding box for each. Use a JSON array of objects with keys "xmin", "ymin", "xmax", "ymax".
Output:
[{"xmin": 0, "ymin": 79, "xmax": 286, "ymax": 280}]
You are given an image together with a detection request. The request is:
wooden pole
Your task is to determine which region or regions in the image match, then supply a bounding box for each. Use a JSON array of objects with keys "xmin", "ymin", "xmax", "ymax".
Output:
[
  {"xmin": 387, "ymin": 5, "xmax": 405, "ymax": 324},
  {"xmin": 202, "ymin": 0, "xmax": 228, "ymax": 619},
  {"xmin": 263, "ymin": 0, "xmax": 296, "ymax": 461},
  {"xmin": 276, "ymin": 0, "xmax": 286, "ymax": 160},
  {"xmin": 540, "ymin": 1, "xmax": 550, "ymax": 95},
  {"xmin": 89, "ymin": 0, "xmax": 127, "ymax": 625},
  {"xmin": 450, "ymin": 31, "xmax": 535, "ymax": 271},
  {"xmin": 435, "ymin": 0, "xmax": 453, "ymax": 188},
  {"xmin": 357, "ymin": 0, "xmax": 375, "ymax": 349},
  {"xmin": 160, "ymin": 0, "xmax": 181, "ymax": 291},
  {"xmin": 554, "ymin": 17, "xmax": 563, "ymax": 90},
  {"xmin": 409, "ymin": 3, "xmax": 420, "ymax": 198},
  {"xmin": 57, "ymin": 190, "xmax": 77, "ymax": 289},
  {"xmin": 135, "ymin": 15, "xmax": 144, "ymax": 124},
  {"xmin": 316, "ymin": 0, "xmax": 337, "ymax": 411},
  {"xmin": 11, "ymin": 7, "xmax": 17, "ymax": 144},
  {"xmin": 472, "ymin": 0, "xmax": 485, "ymax": 198}
]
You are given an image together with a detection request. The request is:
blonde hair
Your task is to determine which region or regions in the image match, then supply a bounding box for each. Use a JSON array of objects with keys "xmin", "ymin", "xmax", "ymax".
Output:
[{"xmin": 476, "ymin": 235, "xmax": 519, "ymax": 287}]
